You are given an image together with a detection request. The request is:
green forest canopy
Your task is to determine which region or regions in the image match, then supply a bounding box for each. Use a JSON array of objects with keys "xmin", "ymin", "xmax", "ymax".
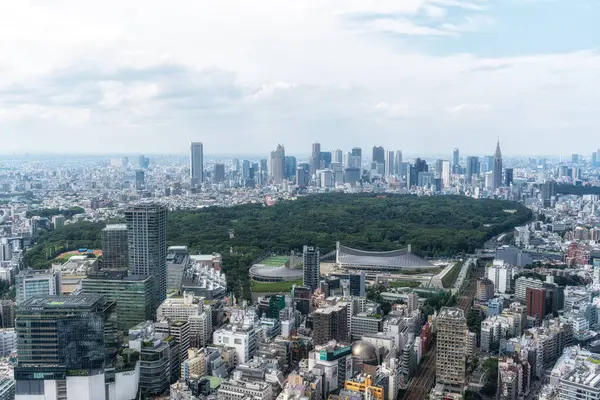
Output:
[{"xmin": 24, "ymin": 194, "xmax": 532, "ymax": 298}]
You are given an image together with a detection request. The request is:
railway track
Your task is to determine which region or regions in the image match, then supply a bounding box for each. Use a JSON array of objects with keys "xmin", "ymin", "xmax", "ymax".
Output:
[{"xmin": 401, "ymin": 260, "xmax": 483, "ymax": 400}]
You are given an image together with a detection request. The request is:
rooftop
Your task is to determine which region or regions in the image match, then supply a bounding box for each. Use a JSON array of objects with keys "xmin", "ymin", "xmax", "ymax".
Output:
[
  {"xmin": 18, "ymin": 295, "xmax": 104, "ymax": 309},
  {"xmin": 102, "ymin": 224, "xmax": 127, "ymax": 231}
]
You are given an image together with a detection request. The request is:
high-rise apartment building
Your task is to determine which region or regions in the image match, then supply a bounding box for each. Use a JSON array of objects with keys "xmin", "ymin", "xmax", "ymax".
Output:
[
  {"xmin": 190, "ymin": 142, "xmax": 204, "ymax": 186},
  {"xmin": 312, "ymin": 303, "xmax": 349, "ymax": 345},
  {"xmin": 372, "ymin": 146, "xmax": 385, "ymax": 164},
  {"xmin": 303, "ymin": 246, "xmax": 320, "ymax": 290},
  {"xmin": 101, "ymin": 223, "xmax": 128, "ymax": 269},
  {"xmin": 269, "ymin": 144, "xmax": 286, "ymax": 184},
  {"xmin": 526, "ymin": 287, "xmax": 547, "ymax": 324},
  {"xmin": 156, "ymin": 293, "xmax": 213, "ymax": 348},
  {"xmin": 16, "ymin": 269, "xmax": 61, "ymax": 305},
  {"xmin": 125, "ymin": 204, "xmax": 168, "ymax": 307},
  {"xmin": 436, "ymin": 307, "xmax": 467, "ymax": 393},
  {"xmin": 81, "ymin": 269, "xmax": 154, "ymax": 331},
  {"xmin": 492, "ymin": 140, "xmax": 503, "ymax": 190}
]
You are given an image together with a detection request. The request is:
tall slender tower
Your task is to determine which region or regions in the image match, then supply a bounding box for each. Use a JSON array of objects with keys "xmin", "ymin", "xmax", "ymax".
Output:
[
  {"xmin": 125, "ymin": 204, "xmax": 168, "ymax": 307},
  {"xmin": 452, "ymin": 148, "xmax": 460, "ymax": 173},
  {"xmin": 302, "ymin": 246, "xmax": 320, "ymax": 291},
  {"xmin": 492, "ymin": 140, "xmax": 503, "ymax": 190},
  {"xmin": 190, "ymin": 142, "xmax": 204, "ymax": 186},
  {"xmin": 310, "ymin": 143, "xmax": 321, "ymax": 177},
  {"xmin": 269, "ymin": 144, "xmax": 286, "ymax": 184},
  {"xmin": 436, "ymin": 307, "xmax": 467, "ymax": 392}
]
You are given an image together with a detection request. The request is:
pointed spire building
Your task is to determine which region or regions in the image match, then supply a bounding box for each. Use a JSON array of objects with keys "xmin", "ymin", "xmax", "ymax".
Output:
[{"xmin": 492, "ymin": 139, "xmax": 503, "ymax": 190}]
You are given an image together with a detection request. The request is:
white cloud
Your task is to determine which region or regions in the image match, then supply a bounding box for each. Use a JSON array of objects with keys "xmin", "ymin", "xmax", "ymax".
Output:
[{"xmin": 0, "ymin": 0, "xmax": 598, "ymax": 155}]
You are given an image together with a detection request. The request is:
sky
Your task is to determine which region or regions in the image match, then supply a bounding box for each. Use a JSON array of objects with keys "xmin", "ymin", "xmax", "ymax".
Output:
[{"xmin": 0, "ymin": 0, "xmax": 598, "ymax": 156}]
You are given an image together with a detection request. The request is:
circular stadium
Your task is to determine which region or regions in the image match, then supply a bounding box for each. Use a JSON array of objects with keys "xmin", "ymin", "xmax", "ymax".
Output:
[
  {"xmin": 336, "ymin": 242, "xmax": 436, "ymax": 272},
  {"xmin": 249, "ymin": 255, "xmax": 304, "ymax": 283}
]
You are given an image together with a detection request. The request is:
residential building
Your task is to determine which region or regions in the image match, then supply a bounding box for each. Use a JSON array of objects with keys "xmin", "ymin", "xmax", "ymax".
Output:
[
  {"xmin": 526, "ymin": 287, "xmax": 547, "ymax": 324},
  {"xmin": 477, "ymin": 278, "xmax": 495, "ymax": 302},
  {"xmin": 213, "ymin": 324, "xmax": 258, "ymax": 364},
  {"xmin": 312, "ymin": 303, "xmax": 349, "ymax": 345},
  {"xmin": 101, "ymin": 224, "xmax": 128, "ymax": 269},
  {"xmin": 515, "ymin": 277, "xmax": 544, "ymax": 302},
  {"xmin": 125, "ymin": 203, "xmax": 168, "ymax": 307},
  {"xmin": 303, "ymin": 246, "xmax": 320, "ymax": 291},
  {"xmin": 486, "ymin": 261, "xmax": 514, "ymax": 294},
  {"xmin": 436, "ymin": 307, "xmax": 467, "ymax": 393},
  {"xmin": 157, "ymin": 293, "xmax": 213, "ymax": 347},
  {"xmin": 0, "ymin": 328, "xmax": 16, "ymax": 356}
]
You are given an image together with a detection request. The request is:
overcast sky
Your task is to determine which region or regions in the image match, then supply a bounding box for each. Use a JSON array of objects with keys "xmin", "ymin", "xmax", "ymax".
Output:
[{"xmin": 0, "ymin": 0, "xmax": 598, "ymax": 156}]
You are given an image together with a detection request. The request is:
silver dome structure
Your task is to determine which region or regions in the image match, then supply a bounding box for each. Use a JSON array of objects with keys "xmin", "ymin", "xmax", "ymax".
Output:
[{"xmin": 351, "ymin": 340, "xmax": 379, "ymax": 365}]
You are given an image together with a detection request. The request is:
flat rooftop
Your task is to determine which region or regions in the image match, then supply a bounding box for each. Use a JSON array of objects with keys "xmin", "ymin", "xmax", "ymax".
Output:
[
  {"xmin": 102, "ymin": 224, "xmax": 127, "ymax": 231},
  {"xmin": 18, "ymin": 295, "xmax": 104, "ymax": 309}
]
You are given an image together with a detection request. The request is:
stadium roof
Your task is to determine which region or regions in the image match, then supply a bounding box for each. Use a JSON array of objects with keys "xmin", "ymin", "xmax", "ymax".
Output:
[{"xmin": 336, "ymin": 243, "xmax": 434, "ymax": 270}]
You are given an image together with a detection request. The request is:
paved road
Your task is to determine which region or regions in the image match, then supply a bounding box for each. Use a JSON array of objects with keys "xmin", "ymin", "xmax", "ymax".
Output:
[{"xmin": 401, "ymin": 262, "xmax": 483, "ymax": 400}]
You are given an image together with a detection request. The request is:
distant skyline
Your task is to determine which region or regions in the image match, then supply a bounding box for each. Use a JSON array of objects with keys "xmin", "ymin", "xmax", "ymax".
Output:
[{"xmin": 1, "ymin": 1, "xmax": 599, "ymax": 155}]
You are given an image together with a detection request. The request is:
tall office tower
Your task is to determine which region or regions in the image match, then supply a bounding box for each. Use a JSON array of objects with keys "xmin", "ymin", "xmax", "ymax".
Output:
[
  {"xmin": 572, "ymin": 154, "xmax": 580, "ymax": 165},
  {"xmin": 284, "ymin": 156, "xmax": 297, "ymax": 180},
  {"xmin": 101, "ymin": 223, "xmax": 128, "ymax": 269},
  {"xmin": 0, "ymin": 301, "xmax": 15, "ymax": 328},
  {"xmin": 242, "ymin": 160, "xmax": 250, "ymax": 179},
  {"xmin": 351, "ymin": 147, "xmax": 362, "ymax": 168},
  {"xmin": 135, "ymin": 169, "xmax": 145, "ymax": 190},
  {"xmin": 214, "ymin": 163, "xmax": 225, "ymax": 183},
  {"xmin": 436, "ymin": 307, "xmax": 467, "ymax": 393},
  {"xmin": 312, "ymin": 303, "xmax": 349, "ymax": 345},
  {"xmin": 16, "ymin": 269, "xmax": 61, "ymax": 304},
  {"xmin": 190, "ymin": 142, "xmax": 204, "ymax": 186},
  {"xmin": 505, "ymin": 168, "xmax": 514, "ymax": 187},
  {"xmin": 269, "ymin": 144, "xmax": 286, "ymax": 184},
  {"xmin": 409, "ymin": 158, "xmax": 428, "ymax": 187},
  {"xmin": 126, "ymin": 204, "xmax": 168, "ymax": 307},
  {"xmin": 386, "ymin": 150, "xmax": 395, "ymax": 176},
  {"xmin": 333, "ymin": 149, "xmax": 343, "ymax": 164},
  {"xmin": 442, "ymin": 160, "xmax": 451, "ymax": 188},
  {"xmin": 452, "ymin": 148, "xmax": 460, "ymax": 173},
  {"xmin": 492, "ymin": 140, "xmax": 503, "ymax": 190},
  {"xmin": 232, "ymin": 158, "xmax": 240, "ymax": 173},
  {"xmin": 296, "ymin": 165, "xmax": 309, "ymax": 187},
  {"xmin": 372, "ymin": 146, "xmax": 385, "ymax": 163},
  {"xmin": 81, "ymin": 269, "xmax": 154, "ymax": 331},
  {"xmin": 310, "ymin": 143, "xmax": 322, "ymax": 176},
  {"xmin": 321, "ymin": 151, "xmax": 332, "ymax": 168},
  {"xmin": 303, "ymin": 246, "xmax": 320, "ymax": 291},
  {"xmin": 139, "ymin": 155, "xmax": 150, "ymax": 169},
  {"xmin": 466, "ymin": 156, "xmax": 480, "ymax": 184},
  {"xmin": 394, "ymin": 150, "xmax": 403, "ymax": 175},
  {"xmin": 14, "ymin": 296, "xmax": 106, "ymax": 399}
]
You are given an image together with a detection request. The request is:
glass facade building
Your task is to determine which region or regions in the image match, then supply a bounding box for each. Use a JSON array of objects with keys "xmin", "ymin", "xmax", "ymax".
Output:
[{"xmin": 101, "ymin": 224, "xmax": 128, "ymax": 269}]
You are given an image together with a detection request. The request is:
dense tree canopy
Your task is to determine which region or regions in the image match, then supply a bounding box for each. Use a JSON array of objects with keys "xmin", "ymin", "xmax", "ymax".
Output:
[
  {"xmin": 24, "ymin": 194, "xmax": 531, "ymax": 298},
  {"xmin": 26, "ymin": 207, "xmax": 85, "ymax": 219}
]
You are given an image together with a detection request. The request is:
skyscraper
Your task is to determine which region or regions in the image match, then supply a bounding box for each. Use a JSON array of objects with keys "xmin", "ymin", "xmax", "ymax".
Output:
[
  {"xmin": 310, "ymin": 143, "xmax": 321, "ymax": 177},
  {"xmin": 351, "ymin": 147, "xmax": 362, "ymax": 168},
  {"xmin": 505, "ymin": 168, "xmax": 514, "ymax": 187},
  {"xmin": 372, "ymin": 146, "xmax": 385, "ymax": 163},
  {"xmin": 436, "ymin": 307, "xmax": 467, "ymax": 392},
  {"xmin": 284, "ymin": 156, "xmax": 297, "ymax": 179},
  {"xmin": 135, "ymin": 169, "xmax": 145, "ymax": 190},
  {"xmin": 386, "ymin": 150, "xmax": 395, "ymax": 176},
  {"xmin": 101, "ymin": 224, "xmax": 128, "ymax": 269},
  {"xmin": 466, "ymin": 156, "xmax": 480, "ymax": 184},
  {"xmin": 492, "ymin": 140, "xmax": 503, "ymax": 190},
  {"xmin": 269, "ymin": 144, "xmax": 286, "ymax": 184},
  {"xmin": 303, "ymin": 246, "xmax": 320, "ymax": 290},
  {"xmin": 394, "ymin": 150, "xmax": 403, "ymax": 175},
  {"xmin": 190, "ymin": 142, "xmax": 204, "ymax": 186},
  {"xmin": 452, "ymin": 148, "xmax": 460, "ymax": 173},
  {"xmin": 126, "ymin": 204, "xmax": 168, "ymax": 306},
  {"xmin": 441, "ymin": 160, "xmax": 451, "ymax": 188},
  {"xmin": 333, "ymin": 149, "xmax": 343, "ymax": 164},
  {"xmin": 214, "ymin": 163, "xmax": 225, "ymax": 183}
]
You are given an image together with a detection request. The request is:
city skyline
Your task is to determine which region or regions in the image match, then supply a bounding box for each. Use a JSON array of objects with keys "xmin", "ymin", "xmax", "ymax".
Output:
[{"xmin": 1, "ymin": 1, "xmax": 599, "ymax": 155}]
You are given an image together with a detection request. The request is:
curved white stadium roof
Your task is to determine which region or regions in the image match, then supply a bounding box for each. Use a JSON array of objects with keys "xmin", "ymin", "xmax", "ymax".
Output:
[{"xmin": 336, "ymin": 243, "xmax": 434, "ymax": 270}]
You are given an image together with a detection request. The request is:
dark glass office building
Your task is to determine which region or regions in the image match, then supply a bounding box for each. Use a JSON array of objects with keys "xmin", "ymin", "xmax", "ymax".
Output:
[{"xmin": 14, "ymin": 295, "xmax": 105, "ymax": 396}]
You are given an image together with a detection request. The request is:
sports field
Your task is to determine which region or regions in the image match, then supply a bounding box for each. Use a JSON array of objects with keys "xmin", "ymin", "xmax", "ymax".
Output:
[
  {"xmin": 261, "ymin": 255, "xmax": 289, "ymax": 267},
  {"xmin": 251, "ymin": 279, "xmax": 302, "ymax": 293},
  {"xmin": 55, "ymin": 249, "xmax": 102, "ymax": 260}
]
